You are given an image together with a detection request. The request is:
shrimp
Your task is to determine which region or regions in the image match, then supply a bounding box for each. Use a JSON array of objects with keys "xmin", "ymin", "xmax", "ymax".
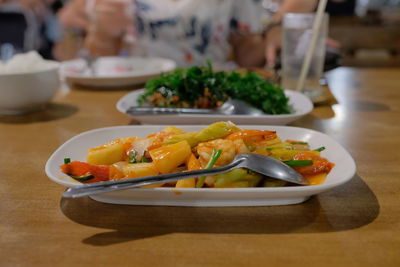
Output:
[
  {"xmin": 196, "ymin": 139, "xmax": 236, "ymax": 167},
  {"xmin": 225, "ymin": 130, "xmax": 277, "ymax": 148},
  {"xmin": 233, "ymin": 139, "xmax": 250, "ymax": 154},
  {"xmin": 146, "ymin": 131, "xmax": 175, "ymax": 151}
]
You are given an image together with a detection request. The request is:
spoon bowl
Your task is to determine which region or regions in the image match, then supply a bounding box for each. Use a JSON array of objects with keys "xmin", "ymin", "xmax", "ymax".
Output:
[
  {"xmin": 126, "ymin": 99, "xmax": 265, "ymax": 116},
  {"xmin": 63, "ymin": 153, "xmax": 308, "ymax": 198}
]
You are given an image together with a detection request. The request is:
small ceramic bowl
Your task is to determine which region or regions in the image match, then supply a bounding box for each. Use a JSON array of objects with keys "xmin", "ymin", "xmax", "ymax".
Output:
[{"xmin": 0, "ymin": 60, "xmax": 60, "ymax": 115}]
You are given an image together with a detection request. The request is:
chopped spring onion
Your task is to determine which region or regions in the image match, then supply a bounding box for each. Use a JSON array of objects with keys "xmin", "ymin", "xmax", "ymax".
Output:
[
  {"xmin": 128, "ymin": 151, "xmax": 138, "ymax": 163},
  {"xmin": 129, "ymin": 150, "xmax": 151, "ymax": 163},
  {"xmin": 266, "ymin": 146, "xmax": 292, "ymax": 151},
  {"xmin": 140, "ymin": 157, "xmax": 151, "ymax": 163},
  {"xmin": 284, "ymin": 160, "xmax": 313, "ymax": 167},
  {"xmin": 314, "ymin": 146, "xmax": 326, "ymax": 152},
  {"xmin": 289, "ymin": 142, "xmax": 308, "ymax": 145},
  {"xmin": 69, "ymin": 174, "xmax": 94, "ymax": 182},
  {"xmin": 196, "ymin": 149, "xmax": 222, "ymax": 188},
  {"xmin": 247, "ymin": 169, "xmax": 256, "ymax": 175},
  {"xmin": 64, "ymin": 158, "xmax": 71, "ymax": 164}
]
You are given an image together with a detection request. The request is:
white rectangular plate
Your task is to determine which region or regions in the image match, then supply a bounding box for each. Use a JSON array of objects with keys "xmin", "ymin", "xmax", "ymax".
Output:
[
  {"xmin": 45, "ymin": 125, "xmax": 356, "ymax": 206},
  {"xmin": 116, "ymin": 89, "xmax": 313, "ymax": 125}
]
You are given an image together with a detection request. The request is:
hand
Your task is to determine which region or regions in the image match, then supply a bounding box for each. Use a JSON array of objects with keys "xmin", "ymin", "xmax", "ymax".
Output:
[
  {"xmin": 90, "ymin": 0, "xmax": 133, "ymax": 37},
  {"xmin": 58, "ymin": 0, "xmax": 90, "ymax": 30},
  {"xmin": 326, "ymin": 37, "xmax": 342, "ymax": 50},
  {"xmin": 84, "ymin": 0, "xmax": 134, "ymax": 56},
  {"xmin": 264, "ymin": 25, "xmax": 282, "ymax": 68}
]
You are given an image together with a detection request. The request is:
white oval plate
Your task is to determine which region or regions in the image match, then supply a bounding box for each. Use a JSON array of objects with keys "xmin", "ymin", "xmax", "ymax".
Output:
[
  {"xmin": 59, "ymin": 56, "xmax": 176, "ymax": 88},
  {"xmin": 45, "ymin": 125, "xmax": 356, "ymax": 206},
  {"xmin": 116, "ymin": 89, "xmax": 313, "ymax": 125}
]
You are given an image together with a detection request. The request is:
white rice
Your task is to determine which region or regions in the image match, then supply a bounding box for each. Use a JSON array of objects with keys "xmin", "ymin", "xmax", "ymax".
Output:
[{"xmin": 0, "ymin": 51, "xmax": 52, "ymax": 74}]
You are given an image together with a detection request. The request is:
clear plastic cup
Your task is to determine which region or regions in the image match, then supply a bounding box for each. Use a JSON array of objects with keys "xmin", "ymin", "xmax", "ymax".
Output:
[{"xmin": 281, "ymin": 13, "xmax": 329, "ymax": 99}]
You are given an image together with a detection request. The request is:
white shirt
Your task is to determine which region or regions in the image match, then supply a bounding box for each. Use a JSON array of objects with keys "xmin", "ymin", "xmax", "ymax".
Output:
[{"xmin": 130, "ymin": 0, "xmax": 271, "ymax": 67}]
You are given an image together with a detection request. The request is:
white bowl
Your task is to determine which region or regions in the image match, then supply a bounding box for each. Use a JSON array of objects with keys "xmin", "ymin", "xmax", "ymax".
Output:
[{"xmin": 0, "ymin": 60, "xmax": 60, "ymax": 115}]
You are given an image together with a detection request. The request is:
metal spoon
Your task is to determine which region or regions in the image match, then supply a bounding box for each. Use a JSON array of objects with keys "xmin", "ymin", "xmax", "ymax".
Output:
[
  {"xmin": 63, "ymin": 154, "xmax": 308, "ymax": 198},
  {"xmin": 78, "ymin": 49, "xmax": 97, "ymax": 76},
  {"xmin": 126, "ymin": 99, "xmax": 265, "ymax": 116}
]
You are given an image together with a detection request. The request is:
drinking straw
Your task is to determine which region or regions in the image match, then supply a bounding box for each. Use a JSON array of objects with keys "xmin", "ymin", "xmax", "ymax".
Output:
[{"xmin": 295, "ymin": 0, "xmax": 328, "ymax": 92}]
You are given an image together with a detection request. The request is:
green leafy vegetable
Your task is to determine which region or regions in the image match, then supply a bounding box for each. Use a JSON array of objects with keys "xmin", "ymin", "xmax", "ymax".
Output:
[{"xmin": 138, "ymin": 64, "xmax": 292, "ymax": 115}]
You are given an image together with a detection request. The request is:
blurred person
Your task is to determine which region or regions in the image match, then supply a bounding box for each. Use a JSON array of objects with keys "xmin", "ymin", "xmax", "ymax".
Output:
[
  {"xmin": 0, "ymin": 0, "xmax": 62, "ymax": 58},
  {"xmin": 55, "ymin": 0, "xmax": 318, "ymax": 67}
]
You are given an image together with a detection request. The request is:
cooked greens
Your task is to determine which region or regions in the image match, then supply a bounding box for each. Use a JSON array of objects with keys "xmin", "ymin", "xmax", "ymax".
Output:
[{"xmin": 137, "ymin": 63, "xmax": 292, "ymax": 115}]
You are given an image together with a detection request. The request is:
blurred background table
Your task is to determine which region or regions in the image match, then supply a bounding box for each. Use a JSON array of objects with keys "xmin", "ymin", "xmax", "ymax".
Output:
[
  {"xmin": 0, "ymin": 67, "xmax": 399, "ymax": 266},
  {"xmin": 330, "ymin": 15, "xmax": 400, "ymax": 67}
]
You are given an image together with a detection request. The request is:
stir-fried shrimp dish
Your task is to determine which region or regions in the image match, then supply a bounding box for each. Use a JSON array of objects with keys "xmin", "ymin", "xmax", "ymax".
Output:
[{"xmin": 60, "ymin": 122, "xmax": 334, "ymax": 188}]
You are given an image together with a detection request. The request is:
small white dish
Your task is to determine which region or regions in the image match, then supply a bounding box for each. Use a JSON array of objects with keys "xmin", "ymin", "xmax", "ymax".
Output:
[
  {"xmin": 45, "ymin": 125, "xmax": 356, "ymax": 206},
  {"xmin": 116, "ymin": 89, "xmax": 313, "ymax": 125},
  {"xmin": 0, "ymin": 60, "xmax": 60, "ymax": 115},
  {"xmin": 60, "ymin": 56, "xmax": 176, "ymax": 88}
]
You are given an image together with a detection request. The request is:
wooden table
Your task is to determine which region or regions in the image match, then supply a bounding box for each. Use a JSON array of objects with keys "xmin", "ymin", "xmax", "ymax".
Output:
[
  {"xmin": 329, "ymin": 16, "xmax": 400, "ymax": 67},
  {"xmin": 1, "ymin": 67, "xmax": 399, "ymax": 266}
]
